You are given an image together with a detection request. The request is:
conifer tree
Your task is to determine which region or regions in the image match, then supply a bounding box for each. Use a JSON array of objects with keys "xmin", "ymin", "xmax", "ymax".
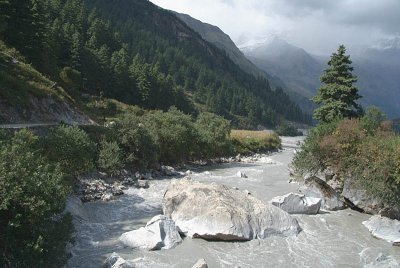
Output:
[{"xmin": 313, "ymin": 45, "xmax": 362, "ymax": 123}]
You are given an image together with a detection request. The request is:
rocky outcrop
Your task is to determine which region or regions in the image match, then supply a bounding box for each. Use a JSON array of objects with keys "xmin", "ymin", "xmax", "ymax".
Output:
[
  {"xmin": 75, "ymin": 179, "xmax": 125, "ymax": 202},
  {"xmin": 64, "ymin": 196, "xmax": 89, "ymax": 222},
  {"xmin": 192, "ymin": 258, "xmax": 208, "ymax": 268},
  {"xmin": 119, "ymin": 215, "xmax": 182, "ymax": 250},
  {"xmin": 363, "ymin": 215, "xmax": 400, "ymax": 245},
  {"xmin": 342, "ymin": 178, "xmax": 384, "ymax": 214},
  {"xmin": 270, "ymin": 193, "xmax": 321, "ymax": 214},
  {"xmin": 162, "ymin": 178, "xmax": 301, "ymax": 241},
  {"xmin": 104, "ymin": 253, "xmax": 134, "ymax": 268},
  {"xmin": 236, "ymin": 171, "xmax": 248, "ymax": 178},
  {"xmin": 0, "ymin": 96, "xmax": 93, "ymax": 124},
  {"xmin": 299, "ymin": 176, "xmax": 346, "ymax": 211}
]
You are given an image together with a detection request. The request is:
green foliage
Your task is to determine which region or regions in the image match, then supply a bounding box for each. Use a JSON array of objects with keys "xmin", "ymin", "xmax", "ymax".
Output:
[
  {"xmin": 0, "ymin": 129, "xmax": 73, "ymax": 267},
  {"xmin": 59, "ymin": 66, "xmax": 81, "ymax": 95},
  {"xmin": 361, "ymin": 106, "xmax": 387, "ymax": 134},
  {"xmin": 292, "ymin": 120, "xmax": 339, "ymax": 176},
  {"xmin": 276, "ymin": 122, "xmax": 303, "ymax": 137},
  {"xmin": 0, "ymin": 41, "xmax": 69, "ymax": 107},
  {"xmin": 194, "ymin": 112, "xmax": 232, "ymax": 157},
  {"xmin": 142, "ymin": 107, "xmax": 198, "ymax": 163},
  {"xmin": 293, "ymin": 117, "xmax": 400, "ymax": 206},
  {"xmin": 98, "ymin": 139, "xmax": 125, "ymax": 173},
  {"xmin": 116, "ymin": 113, "xmax": 158, "ymax": 167},
  {"xmin": 313, "ymin": 45, "xmax": 363, "ymax": 123},
  {"xmin": 231, "ymin": 130, "xmax": 281, "ymax": 155},
  {"xmin": 45, "ymin": 125, "xmax": 97, "ymax": 174}
]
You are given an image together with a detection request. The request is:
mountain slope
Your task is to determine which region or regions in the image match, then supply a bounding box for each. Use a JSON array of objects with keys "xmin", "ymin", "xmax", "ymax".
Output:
[
  {"xmin": 172, "ymin": 12, "xmax": 315, "ymax": 116},
  {"xmin": 1, "ymin": 0, "xmax": 310, "ymax": 126},
  {"xmin": 173, "ymin": 13, "xmax": 278, "ymax": 81},
  {"xmin": 0, "ymin": 42, "xmax": 92, "ymax": 124}
]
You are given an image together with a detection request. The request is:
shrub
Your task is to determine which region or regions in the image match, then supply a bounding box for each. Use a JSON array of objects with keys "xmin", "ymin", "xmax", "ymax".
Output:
[
  {"xmin": 231, "ymin": 130, "xmax": 281, "ymax": 155},
  {"xmin": 116, "ymin": 113, "xmax": 158, "ymax": 167},
  {"xmin": 292, "ymin": 119, "xmax": 339, "ymax": 176},
  {"xmin": 361, "ymin": 106, "xmax": 387, "ymax": 134},
  {"xmin": 195, "ymin": 112, "xmax": 232, "ymax": 157},
  {"xmin": 45, "ymin": 125, "xmax": 97, "ymax": 175},
  {"xmin": 0, "ymin": 129, "xmax": 73, "ymax": 267},
  {"xmin": 354, "ymin": 134, "xmax": 400, "ymax": 205},
  {"xmin": 276, "ymin": 123, "xmax": 303, "ymax": 136},
  {"xmin": 98, "ymin": 139, "xmax": 125, "ymax": 173},
  {"xmin": 142, "ymin": 107, "xmax": 198, "ymax": 163}
]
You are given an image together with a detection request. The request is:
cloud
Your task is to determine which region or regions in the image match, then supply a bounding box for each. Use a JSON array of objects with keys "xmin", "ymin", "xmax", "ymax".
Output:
[{"xmin": 150, "ymin": 0, "xmax": 400, "ymax": 54}]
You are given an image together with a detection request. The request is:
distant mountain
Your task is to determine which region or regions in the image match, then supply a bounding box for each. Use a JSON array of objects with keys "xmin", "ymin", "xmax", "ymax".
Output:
[
  {"xmin": 173, "ymin": 12, "xmax": 285, "ymax": 89},
  {"xmin": 173, "ymin": 12, "xmax": 315, "ymax": 116},
  {"xmin": 239, "ymin": 37, "xmax": 320, "ymax": 113},
  {"xmin": 240, "ymin": 36, "xmax": 400, "ymax": 118}
]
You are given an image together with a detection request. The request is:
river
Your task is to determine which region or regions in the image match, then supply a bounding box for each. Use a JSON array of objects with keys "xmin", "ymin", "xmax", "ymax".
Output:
[{"xmin": 67, "ymin": 137, "xmax": 400, "ymax": 268}]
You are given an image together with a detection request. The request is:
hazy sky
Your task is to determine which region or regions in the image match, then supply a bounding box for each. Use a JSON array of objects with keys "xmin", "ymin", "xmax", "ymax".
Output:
[{"xmin": 150, "ymin": 0, "xmax": 400, "ymax": 55}]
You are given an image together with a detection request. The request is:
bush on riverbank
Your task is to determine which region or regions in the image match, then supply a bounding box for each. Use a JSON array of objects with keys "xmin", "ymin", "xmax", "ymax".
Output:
[
  {"xmin": 0, "ymin": 129, "xmax": 73, "ymax": 267},
  {"xmin": 292, "ymin": 109, "xmax": 400, "ymax": 206},
  {"xmin": 231, "ymin": 130, "xmax": 281, "ymax": 155},
  {"xmin": 275, "ymin": 122, "xmax": 303, "ymax": 136}
]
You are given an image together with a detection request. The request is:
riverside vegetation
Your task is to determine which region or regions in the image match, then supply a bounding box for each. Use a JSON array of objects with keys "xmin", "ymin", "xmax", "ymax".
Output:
[
  {"xmin": 293, "ymin": 45, "xmax": 400, "ymax": 209},
  {"xmin": 0, "ymin": 108, "xmax": 280, "ymax": 267}
]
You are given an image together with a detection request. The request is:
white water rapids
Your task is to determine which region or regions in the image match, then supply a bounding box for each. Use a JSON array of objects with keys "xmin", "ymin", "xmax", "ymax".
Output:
[{"xmin": 67, "ymin": 137, "xmax": 400, "ymax": 268}]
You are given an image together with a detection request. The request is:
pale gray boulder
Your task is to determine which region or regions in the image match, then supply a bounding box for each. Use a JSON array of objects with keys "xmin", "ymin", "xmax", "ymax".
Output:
[
  {"xmin": 191, "ymin": 258, "xmax": 208, "ymax": 268},
  {"xmin": 363, "ymin": 215, "xmax": 400, "ymax": 245},
  {"xmin": 342, "ymin": 178, "xmax": 384, "ymax": 214},
  {"xmin": 299, "ymin": 176, "xmax": 346, "ymax": 211},
  {"xmin": 119, "ymin": 215, "xmax": 182, "ymax": 250},
  {"xmin": 270, "ymin": 193, "xmax": 321, "ymax": 214},
  {"xmin": 162, "ymin": 177, "xmax": 301, "ymax": 241}
]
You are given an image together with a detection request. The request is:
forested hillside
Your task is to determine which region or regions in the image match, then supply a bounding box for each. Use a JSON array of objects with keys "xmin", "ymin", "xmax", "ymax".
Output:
[{"xmin": 0, "ymin": 0, "xmax": 310, "ymax": 127}]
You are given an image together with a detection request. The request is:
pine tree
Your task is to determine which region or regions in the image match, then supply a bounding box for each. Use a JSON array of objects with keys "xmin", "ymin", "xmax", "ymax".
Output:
[{"xmin": 313, "ymin": 45, "xmax": 363, "ymax": 123}]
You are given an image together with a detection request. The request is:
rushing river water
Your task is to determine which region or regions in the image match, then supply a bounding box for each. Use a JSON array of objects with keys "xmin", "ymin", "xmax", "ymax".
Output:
[{"xmin": 67, "ymin": 137, "xmax": 400, "ymax": 268}]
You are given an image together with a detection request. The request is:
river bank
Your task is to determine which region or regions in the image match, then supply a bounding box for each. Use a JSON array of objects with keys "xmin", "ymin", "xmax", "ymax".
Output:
[{"xmin": 66, "ymin": 137, "xmax": 400, "ymax": 268}]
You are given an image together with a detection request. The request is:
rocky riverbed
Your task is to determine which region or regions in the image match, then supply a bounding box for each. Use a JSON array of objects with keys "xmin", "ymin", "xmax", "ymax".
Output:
[{"xmin": 66, "ymin": 137, "xmax": 400, "ymax": 268}]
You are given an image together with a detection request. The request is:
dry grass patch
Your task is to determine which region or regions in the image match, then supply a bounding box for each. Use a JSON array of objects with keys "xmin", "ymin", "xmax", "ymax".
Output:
[{"xmin": 231, "ymin": 130, "xmax": 281, "ymax": 154}]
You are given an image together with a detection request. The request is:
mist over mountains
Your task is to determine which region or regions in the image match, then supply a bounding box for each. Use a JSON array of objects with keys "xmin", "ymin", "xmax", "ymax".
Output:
[{"xmin": 239, "ymin": 36, "xmax": 400, "ymax": 118}]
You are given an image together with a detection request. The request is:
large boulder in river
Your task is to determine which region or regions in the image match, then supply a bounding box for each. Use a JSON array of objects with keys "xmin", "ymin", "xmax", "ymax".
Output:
[
  {"xmin": 119, "ymin": 215, "xmax": 182, "ymax": 250},
  {"xmin": 299, "ymin": 176, "xmax": 346, "ymax": 211},
  {"xmin": 363, "ymin": 215, "xmax": 400, "ymax": 245},
  {"xmin": 270, "ymin": 193, "xmax": 321, "ymax": 214},
  {"xmin": 162, "ymin": 178, "xmax": 301, "ymax": 241},
  {"xmin": 342, "ymin": 178, "xmax": 384, "ymax": 214}
]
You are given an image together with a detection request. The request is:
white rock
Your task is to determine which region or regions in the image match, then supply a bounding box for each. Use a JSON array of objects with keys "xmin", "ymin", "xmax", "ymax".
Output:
[
  {"xmin": 119, "ymin": 215, "xmax": 182, "ymax": 250},
  {"xmin": 162, "ymin": 178, "xmax": 301, "ymax": 241},
  {"xmin": 270, "ymin": 193, "xmax": 321, "ymax": 214},
  {"xmin": 299, "ymin": 176, "xmax": 346, "ymax": 211},
  {"xmin": 236, "ymin": 171, "xmax": 248, "ymax": 178},
  {"xmin": 64, "ymin": 196, "xmax": 89, "ymax": 222},
  {"xmin": 363, "ymin": 215, "xmax": 400, "ymax": 245},
  {"xmin": 192, "ymin": 258, "xmax": 208, "ymax": 268},
  {"xmin": 104, "ymin": 253, "xmax": 134, "ymax": 268}
]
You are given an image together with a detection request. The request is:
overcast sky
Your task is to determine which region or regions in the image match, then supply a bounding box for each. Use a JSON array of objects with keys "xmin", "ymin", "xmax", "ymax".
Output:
[{"xmin": 150, "ymin": 0, "xmax": 400, "ymax": 55}]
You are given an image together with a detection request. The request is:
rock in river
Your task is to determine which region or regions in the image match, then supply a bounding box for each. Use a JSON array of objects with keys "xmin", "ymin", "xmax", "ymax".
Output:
[
  {"xmin": 270, "ymin": 193, "xmax": 321, "ymax": 214},
  {"xmin": 119, "ymin": 215, "xmax": 182, "ymax": 250},
  {"xmin": 104, "ymin": 253, "xmax": 134, "ymax": 268},
  {"xmin": 363, "ymin": 215, "xmax": 400, "ymax": 245},
  {"xmin": 299, "ymin": 176, "xmax": 346, "ymax": 211},
  {"xmin": 162, "ymin": 177, "xmax": 301, "ymax": 241}
]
